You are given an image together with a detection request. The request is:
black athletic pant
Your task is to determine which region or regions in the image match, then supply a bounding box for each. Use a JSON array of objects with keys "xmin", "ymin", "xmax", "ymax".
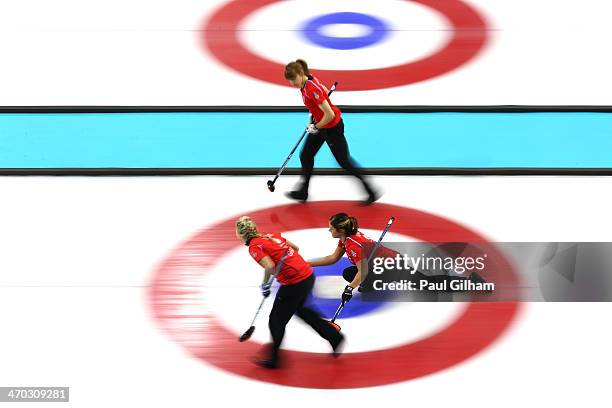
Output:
[
  {"xmin": 298, "ymin": 119, "xmax": 374, "ymax": 195},
  {"xmin": 268, "ymin": 274, "xmax": 341, "ymax": 360}
]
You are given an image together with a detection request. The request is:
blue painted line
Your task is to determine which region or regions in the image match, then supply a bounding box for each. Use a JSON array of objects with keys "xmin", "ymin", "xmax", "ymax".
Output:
[
  {"xmin": 1, "ymin": 112, "xmax": 611, "ymax": 168},
  {"xmin": 301, "ymin": 12, "xmax": 389, "ymax": 50},
  {"xmin": 308, "ymin": 258, "xmax": 385, "ymax": 319}
]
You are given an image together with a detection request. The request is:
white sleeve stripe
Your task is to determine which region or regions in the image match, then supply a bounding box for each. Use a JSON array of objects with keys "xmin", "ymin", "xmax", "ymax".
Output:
[
  {"xmin": 309, "ymin": 80, "xmax": 326, "ymax": 97},
  {"xmin": 347, "ymin": 237, "xmax": 363, "ymax": 247}
]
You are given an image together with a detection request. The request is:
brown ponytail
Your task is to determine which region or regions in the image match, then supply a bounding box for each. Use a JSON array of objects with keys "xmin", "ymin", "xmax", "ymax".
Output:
[
  {"xmin": 329, "ymin": 213, "xmax": 359, "ymax": 236},
  {"xmin": 284, "ymin": 59, "xmax": 310, "ymax": 80},
  {"xmin": 295, "ymin": 59, "xmax": 310, "ymax": 75}
]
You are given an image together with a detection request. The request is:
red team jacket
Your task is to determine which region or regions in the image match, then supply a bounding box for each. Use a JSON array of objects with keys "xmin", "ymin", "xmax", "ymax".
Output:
[
  {"xmin": 248, "ymin": 232, "xmax": 312, "ymax": 285},
  {"xmin": 338, "ymin": 231, "xmax": 396, "ymax": 265},
  {"xmin": 300, "ymin": 75, "xmax": 341, "ymax": 129}
]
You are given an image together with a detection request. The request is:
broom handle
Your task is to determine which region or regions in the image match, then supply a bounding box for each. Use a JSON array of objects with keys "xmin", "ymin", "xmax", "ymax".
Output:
[{"xmin": 330, "ymin": 217, "xmax": 395, "ymax": 323}]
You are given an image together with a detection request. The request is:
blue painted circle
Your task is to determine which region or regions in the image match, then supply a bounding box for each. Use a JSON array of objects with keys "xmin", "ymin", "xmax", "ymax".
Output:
[
  {"xmin": 306, "ymin": 257, "xmax": 385, "ymax": 319},
  {"xmin": 301, "ymin": 12, "xmax": 389, "ymax": 50}
]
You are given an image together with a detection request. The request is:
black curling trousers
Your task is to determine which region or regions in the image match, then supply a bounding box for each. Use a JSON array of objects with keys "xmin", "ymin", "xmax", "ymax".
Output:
[
  {"xmin": 268, "ymin": 274, "xmax": 341, "ymax": 360},
  {"xmin": 298, "ymin": 119, "xmax": 375, "ymax": 195}
]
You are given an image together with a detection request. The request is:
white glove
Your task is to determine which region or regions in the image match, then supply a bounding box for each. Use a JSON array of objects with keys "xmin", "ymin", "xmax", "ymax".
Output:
[{"xmin": 306, "ymin": 123, "xmax": 319, "ymax": 134}]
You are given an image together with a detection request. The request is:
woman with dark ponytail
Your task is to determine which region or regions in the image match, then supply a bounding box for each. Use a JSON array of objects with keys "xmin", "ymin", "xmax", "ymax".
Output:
[
  {"xmin": 283, "ymin": 59, "xmax": 379, "ymax": 204},
  {"xmin": 309, "ymin": 213, "xmax": 488, "ymax": 304},
  {"xmin": 309, "ymin": 213, "xmax": 391, "ymax": 303}
]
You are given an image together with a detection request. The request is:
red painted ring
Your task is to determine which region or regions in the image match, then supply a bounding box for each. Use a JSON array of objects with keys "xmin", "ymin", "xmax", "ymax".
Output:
[
  {"xmin": 202, "ymin": 0, "xmax": 489, "ymax": 90},
  {"xmin": 149, "ymin": 201, "xmax": 520, "ymax": 388}
]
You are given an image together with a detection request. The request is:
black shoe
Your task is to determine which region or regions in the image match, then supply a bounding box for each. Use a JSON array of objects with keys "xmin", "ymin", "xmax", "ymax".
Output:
[
  {"xmin": 357, "ymin": 283, "xmax": 373, "ymax": 293},
  {"xmin": 253, "ymin": 356, "xmax": 279, "ymax": 369},
  {"xmin": 285, "ymin": 190, "xmax": 308, "ymax": 203},
  {"xmin": 469, "ymin": 272, "xmax": 493, "ymax": 293},
  {"xmin": 361, "ymin": 189, "xmax": 381, "ymax": 206},
  {"xmin": 469, "ymin": 272, "xmax": 486, "ymax": 284},
  {"xmin": 330, "ymin": 333, "xmax": 346, "ymax": 358}
]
